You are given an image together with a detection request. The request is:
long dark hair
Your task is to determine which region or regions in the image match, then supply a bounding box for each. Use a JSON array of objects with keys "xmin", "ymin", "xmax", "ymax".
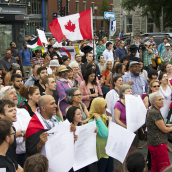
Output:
[
  {"xmin": 66, "ymin": 106, "xmax": 82, "ymax": 126},
  {"xmin": 84, "ymin": 68, "xmax": 97, "ymax": 86},
  {"xmin": 115, "ymin": 63, "xmax": 124, "ymax": 74}
]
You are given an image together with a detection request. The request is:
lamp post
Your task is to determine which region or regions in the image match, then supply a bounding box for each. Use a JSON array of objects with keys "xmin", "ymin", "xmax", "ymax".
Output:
[{"xmin": 94, "ymin": 5, "xmax": 98, "ymax": 36}]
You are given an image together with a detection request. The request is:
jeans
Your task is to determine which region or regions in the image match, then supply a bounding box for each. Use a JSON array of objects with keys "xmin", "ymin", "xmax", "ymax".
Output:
[{"xmin": 97, "ymin": 157, "xmax": 114, "ymax": 172}]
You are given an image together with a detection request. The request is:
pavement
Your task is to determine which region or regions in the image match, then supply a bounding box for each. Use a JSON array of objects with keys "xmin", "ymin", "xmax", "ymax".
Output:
[{"xmin": 113, "ymin": 140, "xmax": 172, "ymax": 172}]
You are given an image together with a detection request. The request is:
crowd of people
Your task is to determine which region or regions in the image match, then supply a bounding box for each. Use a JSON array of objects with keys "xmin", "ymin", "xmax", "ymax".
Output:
[{"xmin": 0, "ymin": 35, "xmax": 172, "ymax": 172}]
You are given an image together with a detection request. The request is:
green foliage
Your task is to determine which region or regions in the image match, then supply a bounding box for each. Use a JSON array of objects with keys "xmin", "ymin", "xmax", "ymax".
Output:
[
  {"xmin": 121, "ymin": 0, "xmax": 172, "ymax": 29},
  {"xmin": 98, "ymin": 0, "xmax": 110, "ymax": 28}
]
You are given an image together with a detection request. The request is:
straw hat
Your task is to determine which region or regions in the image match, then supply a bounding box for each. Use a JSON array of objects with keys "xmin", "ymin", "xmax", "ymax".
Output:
[{"xmin": 56, "ymin": 65, "xmax": 70, "ymax": 76}]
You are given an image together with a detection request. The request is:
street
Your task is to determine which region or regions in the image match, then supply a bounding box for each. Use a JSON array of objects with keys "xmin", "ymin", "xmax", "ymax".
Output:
[{"xmin": 113, "ymin": 140, "xmax": 172, "ymax": 172}]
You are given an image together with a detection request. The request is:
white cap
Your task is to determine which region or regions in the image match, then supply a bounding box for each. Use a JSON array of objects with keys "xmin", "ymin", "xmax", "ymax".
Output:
[
  {"xmin": 0, "ymin": 86, "xmax": 14, "ymax": 100},
  {"xmin": 165, "ymin": 43, "xmax": 171, "ymax": 47},
  {"xmin": 49, "ymin": 60, "xmax": 60, "ymax": 67},
  {"xmin": 53, "ymin": 42, "xmax": 61, "ymax": 48},
  {"xmin": 129, "ymin": 61, "xmax": 140, "ymax": 67}
]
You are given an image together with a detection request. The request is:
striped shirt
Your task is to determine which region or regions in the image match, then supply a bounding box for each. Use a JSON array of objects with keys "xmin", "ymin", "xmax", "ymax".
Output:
[
  {"xmin": 31, "ymin": 56, "xmax": 44, "ymax": 66},
  {"xmin": 56, "ymin": 81, "xmax": 74, "ymax": 116}
]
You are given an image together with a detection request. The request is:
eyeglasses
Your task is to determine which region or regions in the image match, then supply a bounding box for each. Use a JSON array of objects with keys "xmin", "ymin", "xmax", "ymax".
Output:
[
  {"xmin": 132, "ymin": 65, "xmax": 140, "ymax": 68},
  {"xmin": 76, "ymin": 56, "xmax": 81, "ymax": 58},
  {"xmin": 73, "ymin": 94, "xmax": 82, "ymax": 96},
  {"xmin": 9, "ymin": 131, "xmax": 16, "ymax": 136},
  {"xmin": 152, "ymin": 85, "xmax": 160, "ymax": 88}
]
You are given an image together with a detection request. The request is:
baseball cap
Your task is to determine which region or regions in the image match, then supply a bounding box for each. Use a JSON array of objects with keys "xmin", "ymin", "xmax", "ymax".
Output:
[
  {"xmin": 129, "ymin": 61, "xmax": 140, "ymax": 67},
  {"xmin": 165, "ymin": 43, "xmax": 171, "ymax": 47}
]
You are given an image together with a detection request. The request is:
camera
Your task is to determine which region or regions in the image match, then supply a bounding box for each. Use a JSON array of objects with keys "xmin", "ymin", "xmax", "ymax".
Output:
[{"xmin": 139, "ymin": 42, "xmax": 146, "ymax": 51}]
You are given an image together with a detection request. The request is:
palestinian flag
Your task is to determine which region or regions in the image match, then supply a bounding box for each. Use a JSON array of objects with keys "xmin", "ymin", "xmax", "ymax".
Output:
[
  {"xmin": 27, "ymin": 37, "xmax": 44, "ymax": 50},
  {"xmin": 25, "ymin": 111, "xmax": 48, "ymax": 157}
]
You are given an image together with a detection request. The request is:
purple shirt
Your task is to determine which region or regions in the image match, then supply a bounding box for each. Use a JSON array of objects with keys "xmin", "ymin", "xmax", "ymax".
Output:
[{"xmin": 114, "ymin": 99, "xmax": 126, "ymax": 125}]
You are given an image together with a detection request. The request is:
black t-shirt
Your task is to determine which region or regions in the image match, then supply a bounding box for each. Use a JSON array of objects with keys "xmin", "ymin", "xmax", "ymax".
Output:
[
  {"xmin": 35, "ymin": 82, "xmax": 45, "ymax": 95},
  {"xmin": 0, "ymin": 152, "xmax": 16, "ymax": 172},
  {"xmin": 41, "ymin": 90, "xmax": 59, "ymax": 105},
  {"xmin": 127, "ymin": 54, "xmax": 139, "ymax": 61}
]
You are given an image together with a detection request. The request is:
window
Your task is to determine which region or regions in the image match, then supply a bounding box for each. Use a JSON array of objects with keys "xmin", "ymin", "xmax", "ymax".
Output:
[
  {"xmin": 92, "ymin": 2, "xmax": 94, "ymax": 13},
  {"xmin": 125, "ymin": 15, "xmax": 133, "ymax": 33},
  {"xmin": 76, "ymin": 1, "xmax": 79, "ymax": 13},
  {"xmin": 83, "ymin": 1, "xmax": 86, "ymax": 11},
  {"xmin": 147, "ymin": 15, "xmax": 154, "ymax": 32}
]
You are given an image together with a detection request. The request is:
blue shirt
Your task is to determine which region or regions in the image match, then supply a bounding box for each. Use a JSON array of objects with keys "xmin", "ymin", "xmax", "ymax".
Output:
[
  {"xmin": 158, "ymin": 43, "xmax": 166, "ymax": 57},
  {"xmin": 19, "ymin": 49, "xmax": 32, "ymax": 66},
  {"xmin": 122, "ymin": 72, "xmax": 149, "ymax": 98},
  {"xmin": 115, "ymin": 47, "xmax": 126, "ymax": 60}
]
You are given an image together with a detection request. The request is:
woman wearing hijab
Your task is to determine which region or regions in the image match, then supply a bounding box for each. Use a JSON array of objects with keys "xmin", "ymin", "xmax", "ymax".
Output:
[{"xmin": 88, "ymin": 97, "xmax": 113, "ymax": 172}]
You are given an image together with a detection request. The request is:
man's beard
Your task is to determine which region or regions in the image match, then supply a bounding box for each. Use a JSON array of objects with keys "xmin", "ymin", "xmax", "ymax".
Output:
[{"xmin": 14, "ymin": 84, "xmax": 21, "ymax": 90}]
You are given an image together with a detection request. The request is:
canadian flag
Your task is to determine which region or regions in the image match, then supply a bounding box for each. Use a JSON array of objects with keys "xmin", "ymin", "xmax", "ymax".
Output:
[{"xmin": 49, "ymin": 8, "xmax": 93, "ymax": 42}]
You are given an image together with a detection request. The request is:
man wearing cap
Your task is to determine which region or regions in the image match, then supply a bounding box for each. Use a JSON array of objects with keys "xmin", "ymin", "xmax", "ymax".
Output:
[
  {"xmin": 49, "ymin": 60, "xmax": 60, "ymax": 79},
  {"xmin": 127, "ymin": 45, "xmax": 140, "ymax": 61},
  {"xmin": 51, "ymin": 43, "xmax": 63, "ymax": 64},
  {"xmin": 0, "ymin": 49, "xmax": 17, "ymax": 76},
  {"xmin": 122, "ymin": 61, "xmax": 149, "ymax": 98},
  {"xmin": 19, "ymin": 42, "xmax": 32, "ymax": 78},
  {"xmin": 115, "ymin": 41, "xmax": 127, "ymax": 60},
  {"xmin": 140, "ymin": 42, "xmax": 153, "ymax": 72},
  {"xmin": 24, "ymin": 62, "xmax": 41, "ymax": 87},
  {"xmin": 161, "ymin": 43, "xmax": 172, "ymax": 62},
  {"xmin": 56, "ymin": 65, "xmax": 74, "ymax": 117},
  {"xmin": 31, "ymin": 49, "xmax": 44, "ymax": 67}
]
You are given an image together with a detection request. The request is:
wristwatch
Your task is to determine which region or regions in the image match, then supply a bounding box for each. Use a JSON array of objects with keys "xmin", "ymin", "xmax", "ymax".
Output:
[{"xmin": 21, "ymin": 131, "xmax": 25, "ymax": 137}]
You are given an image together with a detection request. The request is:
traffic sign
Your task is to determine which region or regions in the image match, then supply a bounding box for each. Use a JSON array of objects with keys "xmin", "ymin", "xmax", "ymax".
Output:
[
  {"xmin": 110, "ymin": 20, "xmax": 116, "ymax": 36},
  {"xmin": 104, "ymin": 12, "xmax": 115, "ymax": 19}
]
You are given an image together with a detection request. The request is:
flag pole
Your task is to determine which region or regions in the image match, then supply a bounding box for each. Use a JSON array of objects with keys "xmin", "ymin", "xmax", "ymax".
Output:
[{"xmin": 91, "ymin": 7, "xmax": 95, "ymax": 61}]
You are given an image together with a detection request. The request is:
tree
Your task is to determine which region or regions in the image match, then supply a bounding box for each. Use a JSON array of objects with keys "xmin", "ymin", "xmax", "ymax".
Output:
[
  {"xmin": 121, "ymin": 0, "xmax": 172, "ymax": 29},
  {"xmin": 98, "ymin": 0, "xmax": 110, "ymax": 30}
]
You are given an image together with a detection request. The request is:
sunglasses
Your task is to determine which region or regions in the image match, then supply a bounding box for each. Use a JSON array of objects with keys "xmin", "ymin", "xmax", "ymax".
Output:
[
  {"xmin": 152, "ymin": 85, "xmax": 160, "ymax": 88},
  {"xmin": 73, "ymin": 94, "xmax": 82, "ymax": 97}
]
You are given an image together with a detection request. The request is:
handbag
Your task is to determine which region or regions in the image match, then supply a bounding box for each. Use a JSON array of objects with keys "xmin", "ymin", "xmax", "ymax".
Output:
[{"xmin": 138, "ymin": 124, "xmax": 147, "ymax": 141}]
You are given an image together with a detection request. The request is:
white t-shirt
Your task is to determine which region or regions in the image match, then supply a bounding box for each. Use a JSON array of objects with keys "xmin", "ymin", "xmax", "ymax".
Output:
[{"xmin": 159, "ymin": 86, "xmax": 171, "ymax": 100}]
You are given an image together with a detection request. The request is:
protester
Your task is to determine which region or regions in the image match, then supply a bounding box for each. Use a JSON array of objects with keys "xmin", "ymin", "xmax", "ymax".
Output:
[
  {"xmin": 96, "ymin": 40, "xmax": 106, "ymax": 61},
  {"xmin": 159, "ymin": 72, "xmax": 172, "ymax": 101},
  {"xmin": 138, "ymin": 59, "xmax": 148, "ymax": 79},
  {"xmin": 75, "ymin": 54, "xmax": 83, "ymax": 71},
  {"xmin": 120, "ymin": 56, "xmax": 129, "ymax": 68},
  {"xmin": 66, "ymin": 106, "xmax": 98, "ymax": 172},
  {"xmin": 127, "ymin": 152, "xmax": 146, "ymax": 172},
  {"xmin": 147, "ymin": 69, "xmax": 158, "ymax": 84},
  {"xmin": 56, "ymin": 65, "xmax": 74, "ymax": 117},
  {"xmin": 115, "ymin": 41, "xmax": 127, "ymax": 61},
  {"xmin": 143, "ymin": 80, "xmax": 160, "ymax": 109},
  {"xmin": 24, "ymin": 153, "xmax": 48, "ymax": 172},
  {"xmin": 105, "ymin": 75, "xmax": 123, "ymax": 121},
  {"xmin": 79, "ymin": 68, "xmax": 103, "ymax": 110},
  {"xmin": 42, "ymin": 75, "xmax": 63, "ymax": 121},
  {"xmin": 62, "ymin": 55, "xmax": 71, "ymax": 67},
  {"xmin": 67, "ymin": 67, "xmax": 79, "ymax": 87},
  {"xmin": 146, "ymin": 92, "xmax": 172, "ymax": 172},
  {"xmin": 11, "ymin": 74, "xmax": 26, "ymax": 107},
  {"xmin": 158, "ymin": 37, "xmax": 169, "ymax": 58},
  {"xmin": 102, "ymin": 42, "xmax": 114, "ymax": 61},
  {"xmin": 102, "ymin": 59, "xmax": 113, "ymax": 84},
  {"xmin": 97, "ymin": 55, "xmax": 105, "ymax": 74},
  {"xmin": 122, "ymin": 61, "xmax": 149, "ymax": 98},
  {"xmin": 66, "ymin": 87, "xmax": 89, "ymax": 122},
  {"xmin": 31, "ymin": 49, "xmax": 44, "ymax": 67},
  {"xmin": 24, "ymin": 62, "xmax": 41, "ymax": 87},
  {"xmin": 47, "ymin": 45, "xmax": 53, "ymax": 56},
  {"xmin": 19, "ymin": 85, "xmax": 40, "ymax": 117},
  {"xmin": 35, "ymin": 66, "xmax": 48, "ymax": 94},
  {"xmin": 19, "ymin": 42, "xmax": 32, "ymax": 78},
  {"xmin": 0, "ymin": 119, "xmax": 16, "ymax": 172},
  {"xmin": 49, "ymin": 59, "xmax": 60, "ymax": 80},
  {"xmin": 81, "ymin": 52, "xmax": 100, "ymax": 77},
  {"xmin": 0, "ymin": 73, "xmax": 4, "ymax": 90},
  {"xmin": 10, "ymin": 42, "xmax": 19, "ymax": 62},
  {"xmin": 127, "ymin": 45, "xmax": 140, "ymax": 61},
  {"xmin": 0, "ymin": 49, "xmax": 17, "ymax": 77},
  {"xmin": 25, "ymin": 95, "xmax": 76, "ymax": 156},
  {"xmin": 88, "ymin": 97, "xmax": 113, "ymax": 172},
  {"xmin": 114, "ymin": 84, "xmax": 138, "ymax": 172},
  {"xmin": 43, "ymin": 53, "xmax": 52, "ymax": 74},
  {"xmin": 4, "ymin": 63, "xmax": 20, "ymax": 86},
  {"xmin": 69, "ymin": 61, "xmax": 84, "ymax": 84}
]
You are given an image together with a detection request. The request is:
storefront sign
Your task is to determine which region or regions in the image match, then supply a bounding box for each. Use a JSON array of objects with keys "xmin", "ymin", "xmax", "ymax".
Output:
[
  {"xmin": 0, "ymin": 6, "xmax": 26, "ymax": 14},
  {"xmin": 15, "ymin": 15, "xmax": 29, "ymax": 20}
]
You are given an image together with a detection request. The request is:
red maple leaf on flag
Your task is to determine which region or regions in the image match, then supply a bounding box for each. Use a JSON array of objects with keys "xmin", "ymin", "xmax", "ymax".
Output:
[{"xmin": 64, "ymin": 20, "xmax": 76, "ymax": 32}]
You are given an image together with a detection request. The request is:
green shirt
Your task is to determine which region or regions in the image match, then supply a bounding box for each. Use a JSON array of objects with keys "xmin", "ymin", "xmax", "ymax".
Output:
[
  {"xmin": 96, "ymin": 45, "xmax": 106, "ymax": 60},
  {"xmin": 142, "ymin": 49, "xmax": 152, "ymax": 66},
  {"xmin": 16, "ymin": 92, "xmax": 26, "ymax": 107}
]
